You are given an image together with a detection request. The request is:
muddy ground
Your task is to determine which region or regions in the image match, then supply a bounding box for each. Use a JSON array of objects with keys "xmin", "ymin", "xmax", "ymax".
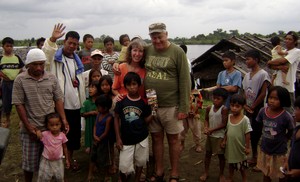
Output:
[{"xmin": 0, "ymin": 108, "xmax": 263, "ymax": 182}]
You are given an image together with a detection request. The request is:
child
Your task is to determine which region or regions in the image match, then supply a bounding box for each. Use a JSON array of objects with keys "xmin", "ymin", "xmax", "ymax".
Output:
[
  {"xmin": 242, "ymin": 50, "xmax": 271, "ymax": 166},
  {"xmin": 200, "ymin": 87, "xmax": 228, "ymax": 182},
  {"xmin": 283, "ymin": 97, "xmax": 300, "ymax": 181},
  {"xmin": 36, "ymin": 113, "xmax": 70, "ymax": 182},
  {"xmin": 221, "ymin": 94, "xmax": 252, "ymax": 182},
  {"xmin": 180, "ymin": 73, "xmax": 203, "ymax": 153},
  {"xmin": 270, "ymin": 36, "xmax": 288, "ymax": 85},
  {"xmin": 102, "ymin": 36, "xmax": 119, "ymax": 80},
  {"xmin": 36, "ymin": 37, "xmax": 45, "ymax": 49},
  {"xmin": 204, "ymin": 51, "xmax": 242, "ymax": 108},
  {"xmin": 0, "ymin": 37, "xmax": 24, "ymax": 128},
  {"xmin": 81, "ymin": 80, "xmax": 100, "ymax": 153},
  {"xmin": 118, "ymin": 34, "xmax": 130, "ymax": 63},
  {"xmin": 88, "ymin": 94, "xmax": 113, "ymax": 181},
  {"xmin": 256, "ymin": 86, "xmax": 294, "ymax": 181},
  {"xmin": 78, "ymin": 34, "xmax": 95, "ymax": 71},
  {"xmin": 114, "ymin": 72, "xmax": 152, "ymax": 182}
]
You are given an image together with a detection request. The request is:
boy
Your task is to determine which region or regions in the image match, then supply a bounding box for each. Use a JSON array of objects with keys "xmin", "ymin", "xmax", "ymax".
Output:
[
  {"xmin": 0, "ymin": 37, "xmax": 24, "ymax": 128},
  {"xmin": 102, "ymin": 36, "xmax": 119, "ymax": 80},
  {"xmin": 78, "ymin": 34, "xmax": 95, "ymax": 71},
  {"xmin": 200, "ymin": 88, "xmax": 228, "ymax": 182},
  {"xmin": 242, "ymin": 49, "xmax": 270, "ymax": 166},
  {"xmin": 204, "ymin": 51, "xmax": 242, "ymax": 108},
  {"xmin": 36, "ymin": 37, "xmax": 45, "ymax": 49},
  {"xmin": 284, "ymin": 97, "xmax": 300, "ymax": 181},
  {"xmin": 114, "ymin": 72, "xmax": 152, "ymax": 182}
]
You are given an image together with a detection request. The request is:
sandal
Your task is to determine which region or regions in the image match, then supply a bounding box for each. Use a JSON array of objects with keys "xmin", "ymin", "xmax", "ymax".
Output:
[
  {"xmin": 169, "ymin": 176, "xmax": 179, "ymax": 182},
  {"xmin": 72, "ymin": 159, "xmax": 80, "ymax": 171},
  {"xmin": 147, "ymin": 172, "xmax": 164, "ymax": 182}
]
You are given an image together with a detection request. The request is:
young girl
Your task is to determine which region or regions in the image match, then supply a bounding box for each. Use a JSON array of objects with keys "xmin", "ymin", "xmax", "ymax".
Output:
[
  {"xmin": 88, "ymin": 94, "xmax": 113, "ymax": 181},
  {"xmin": 89, "ymin": 69, "xmax": 102, "ymax": 85},
  {"xmin": 37, "ymin": 113, "xmax": 70, "ymax": 182},
  {"xmin": 222, "ymin": 94, "xmax": 252, "ymax": 182},
  {"xmin": 256, "ymin": 86, "xmax": 294, "ymax": 182},
  {"xmin": 81, "ymin": 81, "xmax": 100, "ymax": 154}
]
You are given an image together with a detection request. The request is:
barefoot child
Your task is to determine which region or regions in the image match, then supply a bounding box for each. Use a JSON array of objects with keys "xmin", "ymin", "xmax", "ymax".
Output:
[
  {"xmin": 114, "ymin": 72, "xmax": 152, "ymax": 182},
  {"xmin": 200, "ymin": 88, "xmax": 228, "ymax": 182},
  {"xmin": 88, "ymin": 94, "xmax": 113, "ymax": 181},
  {"xmin": 242, "ymin": 50, "xmax": 271, "ymax": 166},
  {"xmin": 37, "ymin": 113, "xmax": 70, "ymax": 182},
  {"xmin": 81, "ymin": 80, "xmax": 100, "ymax": 154},
  {"xmin": 256, "ymin": 86, "xmax": 294, "ymax": 182},
  {"xmin": 222, "ymin": 94, "xmax": 252, "ymax": 182}
]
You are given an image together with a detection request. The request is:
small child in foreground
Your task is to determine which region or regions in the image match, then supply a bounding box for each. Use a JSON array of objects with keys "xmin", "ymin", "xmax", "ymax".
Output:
[
  {"xmin": 200, "ymin": 87, "xmax": 228, "ymax": 182},
  {"xmin": 37, "ymin": 113, "xmax": 70, "ymax": 182},
  {"xmin": 114, "ymin": 72, "xmax": 152, "ymax": 182},
  {"xmin": 221, "ymin": 94, "xmax": 252, "ymax": 182}
]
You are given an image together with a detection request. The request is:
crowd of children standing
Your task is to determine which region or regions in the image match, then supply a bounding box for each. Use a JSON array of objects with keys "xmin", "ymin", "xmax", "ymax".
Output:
[{"xmin": 1, "ymin": 27, "xmax": 300, "ymax": 182}]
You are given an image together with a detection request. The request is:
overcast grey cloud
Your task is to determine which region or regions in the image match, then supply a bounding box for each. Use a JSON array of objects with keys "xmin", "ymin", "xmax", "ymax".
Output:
[{"xmin": 0, "ymin": 0, "xmax": 299, "ymax": 40}]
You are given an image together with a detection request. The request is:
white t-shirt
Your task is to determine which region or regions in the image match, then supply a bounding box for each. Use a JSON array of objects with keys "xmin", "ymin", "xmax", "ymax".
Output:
[
  {"xmin": 62, "ymin": 56, "xmax": 81, "ymax": 109},
  {"xmin": 274, "ymin": 48, "xmax": 300, "ymax": 92}
]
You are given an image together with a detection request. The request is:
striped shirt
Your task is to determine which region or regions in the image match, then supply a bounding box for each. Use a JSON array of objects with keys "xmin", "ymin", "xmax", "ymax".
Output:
[{"xmin": 12, "ymin": 70, "xmax": 64, "ymax": 133}]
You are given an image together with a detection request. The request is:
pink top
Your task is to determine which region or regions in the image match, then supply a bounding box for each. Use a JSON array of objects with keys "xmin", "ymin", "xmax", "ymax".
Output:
[
  {"xmin": 112, "ymin": 63, "xmax": 146, "ymax": 98},
  {"xmin": 41, "ymin": 131, "xmax": 68, "ymax": 160}
]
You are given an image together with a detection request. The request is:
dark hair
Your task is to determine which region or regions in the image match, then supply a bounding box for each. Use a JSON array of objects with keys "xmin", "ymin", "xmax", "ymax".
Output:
[
  {"xmin": 222, "ymin": 51, "xmax": 235, "ymax": 60},
  {"xmin": 88, "ymin": 69, "xmax": 102, "ymax": 85},
  {"xmin": 95, "ymin": 94, "xmax": 112, "ymax": 111},
  {"xmin": 83, "ymin": 34, "xmax": 94, "ymax": 42},
  {"xmin": 213, "ymin": 87, "xmax": 228, "ymax": 100},
  {"xmin": 65, "ymin": 31, "xmax": 80, "ymax": 41},
  {"xmin": 36, "ymin": 37, "xmax": 45, "ymax": 47},
  {"xmin": 179, "ymin": 44, "xmax": 187, "ymax": 54},
  {"xmin": 88, "ymin": 80, "xmax": 101, "ymax": 98},
  {"xmin": 245, "ymin": 49, "xmax": 261, "ymax": 63},
  {"xmin": 123, "ymin": 72, "xmax": 141, "ymax": 87},
  {"xmin": 103, "ymin": 36, "xmax": 114, "ymax": 45},
  {"xmin": 190, "ymin": 72, "xmax": 195, "ymax": 90},
  {"xmin": 99, "ymin": 75, "xmax": 114, "ymax": 96},
  {"xmin": 286, "ymin": 31, "xmax": 299, "ymax": 46},
  {"xmin": 126, "ymin": 40, "xmax": 147, "ymax": 68},
  {"xmin": 270, "ymin": 36, "xmax": 281, "ymax": 47},
  {"xmin": 119, "ymin": 34, "xmax": 129, "ymax": 46},
  {"xmin": 230, "ymin": 94, "xmax": 246, "ymax": 106},
  {"xmin": 45, "ymin": 112, "xmax": 62, "ymax": 130},
  {"xmin": 2, "ymin": 37, "xmax": 14, "ymax": 46},
  {"xmin": 267, "ymin": 86, "xmax": 291, "ymax": 108},
  {"xmin": 294, "ymin": 97, "xmax": 300, "ymax": 108}
]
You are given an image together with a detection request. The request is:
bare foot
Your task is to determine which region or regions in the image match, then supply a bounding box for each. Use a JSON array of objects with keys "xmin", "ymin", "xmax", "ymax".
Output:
[
  {"xmin": 200, "ymin": 174, "xmax": 208, "ymax": 181},
  {"xmin": 85, "ymin": 147, "xmax": 90, "ymax": 154},
  {"xmin": 195, "ymin": 146, "xmax": 203, "ymax": 153}
]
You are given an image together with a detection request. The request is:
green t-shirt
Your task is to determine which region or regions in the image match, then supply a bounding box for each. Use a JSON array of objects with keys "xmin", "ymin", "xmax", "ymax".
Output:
[
  {"xmin": 144, "ymin": 43, "xmax": 190, "ymax": 113},
  {"xmin": 0, "ymin": 55, "xmax": 24, "ymax": 80}
]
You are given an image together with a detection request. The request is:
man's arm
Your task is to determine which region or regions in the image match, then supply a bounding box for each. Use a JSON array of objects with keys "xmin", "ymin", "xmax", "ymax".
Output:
[
  {"xmin": 55, "ymin": 99, "xmax": 69, "ymax": 133},
  {"xmin": 267, "ymin": 57, "xmax": 288, "ymax": 66},
  {"xmin": 15, "ymin": 104, "xmax": 37, "ymax": 136}
]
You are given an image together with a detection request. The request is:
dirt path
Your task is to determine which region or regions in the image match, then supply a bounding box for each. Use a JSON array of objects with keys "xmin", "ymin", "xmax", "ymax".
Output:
[{"xmin": 0, "ymin": 109, "xmax": 263, "ymax": 182}]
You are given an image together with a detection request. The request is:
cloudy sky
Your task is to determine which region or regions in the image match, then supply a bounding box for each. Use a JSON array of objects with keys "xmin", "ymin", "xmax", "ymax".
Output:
[{"xmin": 0, "ymin": 0, "xmax": 299, "ymax": 41}]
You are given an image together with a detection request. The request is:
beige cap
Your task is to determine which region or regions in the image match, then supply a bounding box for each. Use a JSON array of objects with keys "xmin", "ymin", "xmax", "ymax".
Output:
[
  {"xmin": 149, "ymin": 23, "xmax": 167, "ymax": 34},
  {"xmin": 91, "ymin": 49, "xmax": 104, "ymax": 57},
  {"xmin": 25, "ymin": 48, "xmax": 46, "ymax": 65}
]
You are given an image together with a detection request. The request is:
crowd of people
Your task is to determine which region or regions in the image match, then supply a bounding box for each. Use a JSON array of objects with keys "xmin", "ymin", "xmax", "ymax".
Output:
[{"xmin": 1, "ymin": 22, "xmax": 300, "ymax": 182}]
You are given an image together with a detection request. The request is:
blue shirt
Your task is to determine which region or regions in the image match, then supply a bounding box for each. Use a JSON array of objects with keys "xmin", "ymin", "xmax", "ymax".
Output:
[{"xmin": 217, "ymin": 70, "xmax": 242, "ymax": 108}]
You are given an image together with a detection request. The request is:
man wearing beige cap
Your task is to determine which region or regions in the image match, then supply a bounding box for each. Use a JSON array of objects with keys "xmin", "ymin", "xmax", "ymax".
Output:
[
  {"xmin": 145, "ymin": 22, "xmax": 191, "ymax": 182},
  {"xmin": 12, "ymin": 48, "xmax": 68, "ymax": 182}
]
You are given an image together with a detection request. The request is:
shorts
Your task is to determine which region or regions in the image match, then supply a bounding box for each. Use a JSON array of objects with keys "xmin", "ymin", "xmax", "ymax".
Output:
[
  {"xmin": 90, "ymin": 140, "xmax": 112, "ymax": 168},
  {"xmin": 148, "ymin": 106, "xmax": 184, "ymax": 134},
  {"xmin": 205, "ymin": 136, "xmax": 224, "ymax": 154},
  {"xmin": 20, "ymin": 132, "xmax": 43, "ymax": 172},
  {"xmin": 119, "ymin": 137, "xmax": 149, "ymax": 174},
  {"xmin": 2, "ymin": 80, "xmax": 13, "ymax": 114},
  {"xmin": 65, "ymin": 109, "xmax": 81, "ymax": 150},
  {"xmin": 37, "ymin": 156, "xmax": 64, "ymax": 182},
  {"xmin": 256, "ymin": 150, "xmax": 286, "ymax": 179}
]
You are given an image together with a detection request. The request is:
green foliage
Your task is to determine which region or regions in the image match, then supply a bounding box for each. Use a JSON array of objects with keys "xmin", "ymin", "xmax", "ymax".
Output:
[{"xmin": 12, "ymin": 29, "xmax": 299, "ymax": 47}]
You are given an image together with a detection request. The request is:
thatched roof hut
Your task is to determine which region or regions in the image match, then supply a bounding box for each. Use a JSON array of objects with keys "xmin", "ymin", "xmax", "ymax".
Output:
[{"xmin": 191, "ymin": 35, "xmax": 273, "ymax": 88}]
